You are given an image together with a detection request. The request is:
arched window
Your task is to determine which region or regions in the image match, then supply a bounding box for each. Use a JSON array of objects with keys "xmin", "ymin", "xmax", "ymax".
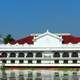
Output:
[
  {"xmin": 28, "ymin": 60, "xmax": 32, "ymax": 63},
  {"xmin": 27, "ymin": 52, "xmax": 33, "ymax": 57},
  {"xmin": 71, "ymin": 52, "xmax": 78, "ymax": 57},
  {"xmin": 54, "ymin": 60, "xmax": 59, "ymax": 63},
  {"xmin": 64, "ymin": 60, "xmax": 68, "ymax": 64},
  {"xmin": 62, "ymin": 52, "xmax": 69, "ymax": 57},
  {"xmin": 53, "ymin": 52, "xmax": 60, "ymax": 57},
  {"xmin": 10, "ymin": 52, "xmax": 16, "ymax": 57},
  {"xmin": 2, "ymin": 52, "xmax": 7, "ymax": 57},
  {"xmin": 19, "ymin": 60, "xmax": 24, "ymax": 63},
  {"xmin": 37, "ymin": 60, "xmax": 41, "ymax": 64},
  {"xmin": 73, "ymin": 60, "xmax": 77, "ymax": 63},
  {"xmin": 2, "ymin": 60, "xmax": 6, "ymax": 63},
  {"xmin": 36, "ymin": 52, "xmax": 42, "ymax": 57},
  {"xmin": 11, "ymin": 60, "xmax": 15, "ymax": 63},
  {"xmin": 18, "ymin": 52, "xmax": 24, "ymax": 57}
]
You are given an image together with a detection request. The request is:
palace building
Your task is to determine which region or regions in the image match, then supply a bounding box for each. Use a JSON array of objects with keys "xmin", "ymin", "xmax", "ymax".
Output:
[{"xmin": 0, "ymin": 30, "xmax": 80, "ymax": 67}]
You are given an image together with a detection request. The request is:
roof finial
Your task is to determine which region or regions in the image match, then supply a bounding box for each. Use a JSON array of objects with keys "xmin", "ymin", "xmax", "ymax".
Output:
[{"xmin": 46, "ymin": 29, "xmax": 49, "ymax": 33}]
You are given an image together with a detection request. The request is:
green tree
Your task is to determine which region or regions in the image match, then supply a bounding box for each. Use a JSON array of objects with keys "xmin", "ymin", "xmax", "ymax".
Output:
[{"xmin": 4, "ymin": 34, "xmax": 15, "ymax": 44}]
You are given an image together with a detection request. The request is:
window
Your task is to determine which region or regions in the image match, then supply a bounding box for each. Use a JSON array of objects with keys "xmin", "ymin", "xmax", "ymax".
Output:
[
  {"xmin": 64, "ymin": 60, "xmax": 68, "ymax": 64},
  {"xmin": 18, "ymin": 52, "xmax": 24, "ymax": 57},
  {"xmin": 2, "ymin": 52, "xmax": 7, "ymax": 57},
  {"xmin": 37, "ymin": 60, "xmax": 41, "ymax": 64},
  {"xmin": 27, "ymin": 52, "xmax": 33, "ymax": 57},
  {"xmin": 11, "ymin": 60, "xmax": 15, "ymax": 64},
  {"xmin": 36, "ymin": 52, "xmax": 42, "ymax": 57},
  {"xmin": 53, "ymin": 52, "xmax": 60, "ymax": 57},
  {"xmin": 72, "ymin": 52, "xmax": 78, "ymax": 57},
  {"xmin": 10, "ymin": 52, "xmax": 16, "ymax": 57},
  {"xmin": 54, "ymin": 60, "xmax": 59, "ymax": 64},
  {"xmin": 62, "ymin": 52, "xmax": 69, "ymax": 57},
  {"xmin": 2, "ymin": 60, "xmax": 6, "ymax": 63},
  {"xmin": 73, "ymin": 60, "xmax": 77, "ymax": 63},
  {"xmin": 19, "ymin": 60, "xmax": 24, "ymax": 63},
  {"xmin": 28, "ymin": 60, "xmax": 32, "ymax": 64}
]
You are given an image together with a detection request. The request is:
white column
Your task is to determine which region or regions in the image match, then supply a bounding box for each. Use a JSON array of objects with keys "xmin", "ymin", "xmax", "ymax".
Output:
[
  {"xmin": 6, "ymin": 52, "xmax": 10, "ymax": 64},
  {"xmin": 15, "ymin": 60, "xmax": 19, "ymax": 64},
  {"xmin": 24, "ymin": 52, "xmax": 27, "ymax": 58},
  {"xmin": 59, "ymin": 60, "xmax": 63, "ymax": 64},
  {"xmin": 7, "ymin": 60, "xmax": 10, "ymax": 64},
  {"xmin": 59, "ymin": 52, "xmax": 63, "ymax": 64},
  {"xmin": 33, "ymin": 60, "xmax": 36, "ymax": 64},
  {"xmin": 33, "ymin": 52, "xmax": 36, "ymax": 64},
  {"xmin": 24, "ymin": 52, "xmax": 28, "ymax": 64},
  {"xmin": 52, "ymin": 52, "xmax": 55, "ymax": 64},
  {"xmin": 16, "ymin": 52, "xmax": 19, "ymax": 58},
  {"xmin": 69, "ymin": 52, "xmax": 72, "ymax": 58},
  {"xmin": 24, "ymin": 60, "xmax": 28, "ymax": 64},
  {"xmin": 68, "ymin": 52, "xmax": 72, "ymax": 64},
  {"xmin": 77, "ymin": 60, "xmax": 80, "ymax": 64},
  {"xmin": 68, "ymin": 60, "xmax": 72, "ymax": 64},
  {"xmin": 78, "ymin": 52, "xmax": 80, "ymax": 58},
  {"xmin": 52, "ymin": 60, "xmax": 54, "ymax": 64},
  {"xmin": 60, "ymin": 52, "xmax": 63, "ymax": 58},
  {"xmin": 77, "ymin": 52, "xmax": 80, "ymax": 63},
  {"xmin": 14, "ymin": 52, "xmax": 18, "ymax": 64},
  {"xmin": 51, "ymin": 52, "xmax": 53, "ymax": 59},
  {"xmin": 42, "ymin": 52, "xmax": 45, "ymax": 58},
  {"xmin": 33, "ymin": 52, "xmax": 36, "ymax": 58},
  {"xmin": 7, "ymin": 52, "xmax": 10, "ymax": 58}
]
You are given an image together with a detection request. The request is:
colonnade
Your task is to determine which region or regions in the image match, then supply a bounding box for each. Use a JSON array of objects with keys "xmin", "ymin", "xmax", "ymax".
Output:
[{"xmin": 0, "ymin": 51, "xmax": 80, "ymax": 64}]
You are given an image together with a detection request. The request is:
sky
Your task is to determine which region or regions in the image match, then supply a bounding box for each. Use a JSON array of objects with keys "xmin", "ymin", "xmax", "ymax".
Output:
[{"xmin": 0, "ymin": 0, "xmax": 80, "ymax": 39}]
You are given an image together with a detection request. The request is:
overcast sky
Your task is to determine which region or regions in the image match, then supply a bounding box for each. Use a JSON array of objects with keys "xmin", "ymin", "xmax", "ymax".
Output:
[{"xmin": 0, "ymin": 0, "xmax": 80, "ymax": 39}]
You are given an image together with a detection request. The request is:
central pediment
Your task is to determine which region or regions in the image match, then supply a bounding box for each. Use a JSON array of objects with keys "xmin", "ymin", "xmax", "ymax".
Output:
[{"xmin": 34, "ymin": 30, "xmax": 63, "ymax": 47}]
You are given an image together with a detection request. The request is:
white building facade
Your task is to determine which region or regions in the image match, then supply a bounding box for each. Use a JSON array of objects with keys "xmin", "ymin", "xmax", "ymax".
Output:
[{"xmin": 0, "ymin": 31, "xmax": 80, "ymax": 67}]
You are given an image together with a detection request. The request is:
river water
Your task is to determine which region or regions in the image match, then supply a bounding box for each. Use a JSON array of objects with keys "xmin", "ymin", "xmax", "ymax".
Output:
[{"xmin": 0, "ymin": 69, "xmax": 80, "ymax": 80}]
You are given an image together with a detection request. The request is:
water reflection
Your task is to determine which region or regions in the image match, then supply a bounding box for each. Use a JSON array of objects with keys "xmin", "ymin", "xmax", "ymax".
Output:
[
  {"xmin": 0, "ymin": 69, "xmax": 80, "ymax": 80},
  {"xmin": 54, "ymin": 72, "xmax": 60, "ymax": 80},
  {"xmin": 1, "ymin": 71, "xmax": 7, "ymax": 80},
  {"xmin": 72, "ymin": 72, "xmax": 79, "ymax": 80},
  {"xmin": 27, "ymin": 71, "xmax": 33, "ymax": 80}
]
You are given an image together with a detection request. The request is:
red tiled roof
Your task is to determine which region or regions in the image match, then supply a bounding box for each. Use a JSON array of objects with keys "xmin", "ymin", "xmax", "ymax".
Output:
[
  {"xmin": 62, "ymin": 35, "xmax": 80, "ymax": 44},
  {"xmin": 10, "ymin": 34, "xmax": 80, "ymax": 45},
  {"xmin": 10, "ymin": 36, "xmax": 34, "ymax": 44}
]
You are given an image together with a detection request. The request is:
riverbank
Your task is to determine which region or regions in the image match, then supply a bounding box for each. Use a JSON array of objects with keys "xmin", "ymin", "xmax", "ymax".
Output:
[{"xmin": 1, "ymin": 67, "xmax": 80, "ymax": 71}]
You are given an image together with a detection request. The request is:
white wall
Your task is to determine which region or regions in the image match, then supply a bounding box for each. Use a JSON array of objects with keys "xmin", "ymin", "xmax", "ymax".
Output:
[{"xmin": 34, "ymin": 35, "xmax": 62, "ymax": 47}]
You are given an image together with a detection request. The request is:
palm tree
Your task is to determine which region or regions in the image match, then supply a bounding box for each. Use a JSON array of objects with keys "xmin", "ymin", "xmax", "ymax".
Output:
[{"xmin": 4, "ymin": 34, "xmax": 15, "ymax": 44}]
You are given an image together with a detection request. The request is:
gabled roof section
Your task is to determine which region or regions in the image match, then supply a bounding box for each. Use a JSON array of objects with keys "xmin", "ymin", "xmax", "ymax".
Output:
[
  {"xmin": 62, "ymin": 35, "xmax": 80, "ymax": 44},
  {"xmin": 10, "ymin": 35, "xmax": 34, "ymax": 44},
  {"xmin": 34, "ymin": 30, "xmax": 62, "ymax": 41}
]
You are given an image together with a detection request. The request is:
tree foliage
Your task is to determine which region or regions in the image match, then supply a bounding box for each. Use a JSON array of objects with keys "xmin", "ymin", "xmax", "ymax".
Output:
[{"xmin": 4, "ymin": 34, "xmax": 15, "ymax": 44}]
